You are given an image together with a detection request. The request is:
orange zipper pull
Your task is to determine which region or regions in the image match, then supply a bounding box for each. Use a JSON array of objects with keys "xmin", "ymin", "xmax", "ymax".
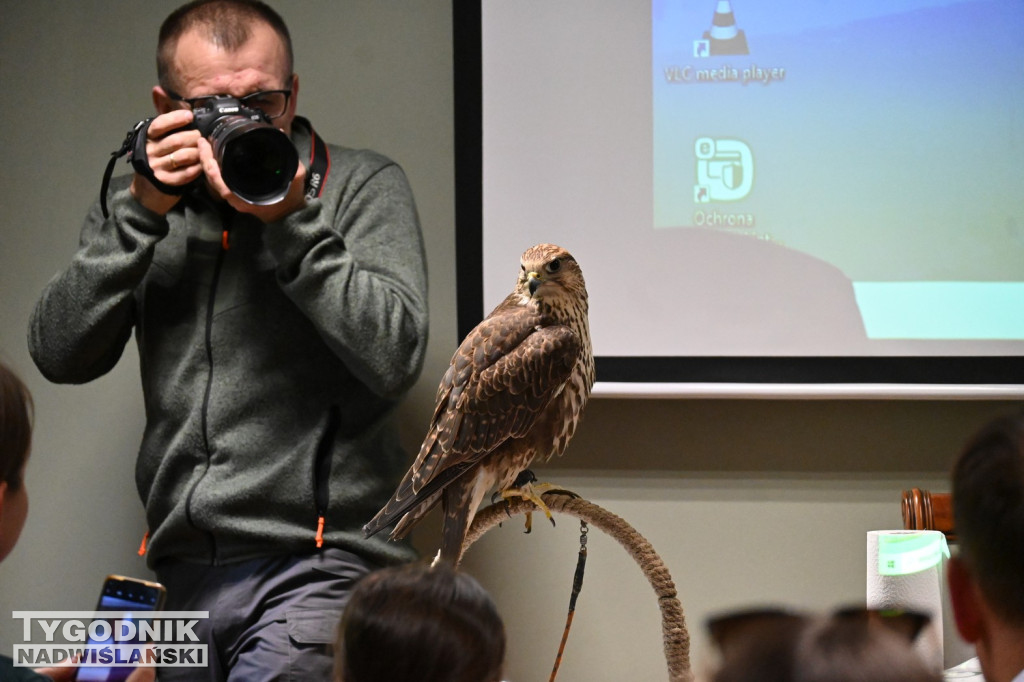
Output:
[
  {"xmin": 315, "ymin": 515, "xmax": 325, "ymax": 548},
  {"xmin": 221, "ymin": 230, "xmax": 230, "ymax": 250},
  {"xmin": 138, "ymin": 530, "xmax": 149, "ymax": 556}
]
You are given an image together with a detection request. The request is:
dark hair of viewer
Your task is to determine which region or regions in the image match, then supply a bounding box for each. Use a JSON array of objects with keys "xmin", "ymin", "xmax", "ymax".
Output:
[
  {"xmin": 952, "ymin": 412, "xmax": 1024, "ymax": 625},
  {"xmin": 0, "ymin": 362, "xmax": 33, "ymax": 491},
  {"xmin": 708, "ymin": 607, "xmax": 941, "ymax": 682},
  {"xmin": 336, "ymin": 562, "xmax": 505, "ymax": 682}
]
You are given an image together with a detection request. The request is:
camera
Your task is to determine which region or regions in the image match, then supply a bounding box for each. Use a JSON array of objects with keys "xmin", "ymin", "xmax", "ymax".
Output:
[
  {"xmin": 106, "ymin": 97, "xmax": 301, "ymax": 219},
  {"xmin": 189, "ymin": 95, "xmax": 299, "ymax": 205}
]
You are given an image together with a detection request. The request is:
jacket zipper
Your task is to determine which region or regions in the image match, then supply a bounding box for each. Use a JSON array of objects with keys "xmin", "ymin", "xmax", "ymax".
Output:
[
  {"xmin": 313, "ymin": 405, "xmax": 340, "ymax": 548},
  {"xmin": 184, "ymin": 226, "xmax": 231, "ymax": 564}
]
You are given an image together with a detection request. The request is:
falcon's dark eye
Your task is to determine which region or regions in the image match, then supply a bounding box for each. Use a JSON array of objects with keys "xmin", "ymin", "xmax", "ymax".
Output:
[{"xmin": 546, "ymin": 258, "xmax": 561, "ymax": 274}]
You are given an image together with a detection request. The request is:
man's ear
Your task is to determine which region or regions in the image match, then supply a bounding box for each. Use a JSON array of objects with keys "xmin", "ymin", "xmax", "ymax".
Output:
[
  {"xmin": 0, "ymin": 480, "xmax": 7, "ymax": 522},
  {"xmin": 152, "ymin": 86, "xmax": 177, "ymax": 115},
  {"xmin": 948, "ymin": 556, "xmax": 983, "ymax": 642}
]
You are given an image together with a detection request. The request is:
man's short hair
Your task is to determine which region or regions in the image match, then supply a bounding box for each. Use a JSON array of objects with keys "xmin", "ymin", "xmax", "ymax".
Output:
[
  {"xmin": 0, "ymin": 362, "xmax": 33, "ymax": 492},
  {"xmin": 952, "ymin": 411, "xmax": 1024, "ymax": 625},
  {"xmin": 157, "ymin": 0, "xmax": 294, "ymax": 92}
]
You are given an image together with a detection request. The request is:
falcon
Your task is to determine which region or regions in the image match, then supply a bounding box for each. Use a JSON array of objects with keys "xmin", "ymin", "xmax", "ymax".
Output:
[{"xmin": 363, "ymin": 243, "xmax": 595, "ymax": 566}]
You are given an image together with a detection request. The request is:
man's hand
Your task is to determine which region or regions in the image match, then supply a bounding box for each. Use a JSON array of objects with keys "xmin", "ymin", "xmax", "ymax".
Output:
[
  {"xmin": 34, "ymin": 664, "xmax": 156, "ymax": 682},
  {"xmin": 126, "ymin": 665, "xmax": 157, "ymax": 681},
  {"xmin": 33, "ymin": 664, "xmax": 76, "ymax": 681},
  {"xmin": 129, "ymin": 109, "xmax": 203, "ymax": 215},
  {"xmin": 197, "ymin": 136, "xmax": 308, "ymax": 223}
]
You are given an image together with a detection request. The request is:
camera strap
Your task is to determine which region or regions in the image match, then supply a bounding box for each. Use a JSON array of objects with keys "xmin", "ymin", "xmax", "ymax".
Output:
[
  {"xmin": 296, "ymin": 116, "xmax": 330, "ymax": 200},
  {"xmin": 100, "ymin": 115, "xmax": 331, "ymax": 218},
  {"xmin": 99, "ymin": 117, "xmax": 195, "ymax": 218}
]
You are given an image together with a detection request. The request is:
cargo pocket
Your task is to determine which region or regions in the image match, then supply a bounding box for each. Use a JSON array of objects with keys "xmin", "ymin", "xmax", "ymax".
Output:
[{"xmin": 286, "ymin": 609, "xmax": 342, "ymax": 681}]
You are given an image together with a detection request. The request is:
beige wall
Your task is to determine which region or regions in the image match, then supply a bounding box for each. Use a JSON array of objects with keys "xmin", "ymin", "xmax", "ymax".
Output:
[{"xmin": 0, "ymin": 2, "xmax": 1017, "ymax": 680}]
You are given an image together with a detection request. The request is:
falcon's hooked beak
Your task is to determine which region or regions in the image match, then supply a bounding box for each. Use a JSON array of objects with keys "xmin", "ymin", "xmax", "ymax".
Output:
[{"xmin": 527, "ymin": 271, "xmax": 542, "ymax": 296}]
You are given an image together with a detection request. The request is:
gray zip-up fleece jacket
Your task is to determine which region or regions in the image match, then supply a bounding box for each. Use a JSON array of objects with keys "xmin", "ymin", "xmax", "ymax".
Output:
[{"xmin": 29, "ymin": 121, "xmax": 427, "ymax": 568}]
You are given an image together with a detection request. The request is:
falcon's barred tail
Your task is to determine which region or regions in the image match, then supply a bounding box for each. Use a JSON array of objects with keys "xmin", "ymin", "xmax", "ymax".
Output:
[{"xmin": 439, "ymin": 467, "xmax": 495, "ymax": 566}]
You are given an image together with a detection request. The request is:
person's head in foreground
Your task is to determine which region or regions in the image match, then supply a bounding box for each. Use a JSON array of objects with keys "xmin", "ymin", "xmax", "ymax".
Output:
[
  {"xmin": 0, "ymin": 360, "xmax": 32, "ymax": 564},
  {"xmin": 947, "ymin": 411, "xmax": 1024, "ymax": 682},
  {"xmin": 336, "ymin": 562, "xmax": 506, "ymax": 682},
  {"xmin": 706, "ymin": 606, "xmax": 941, "ymax": 682}
]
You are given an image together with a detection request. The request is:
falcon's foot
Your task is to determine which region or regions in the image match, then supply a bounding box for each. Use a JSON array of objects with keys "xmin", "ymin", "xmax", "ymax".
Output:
[{"xmin": 492, "ymin": 469, "xmax": 581, "ymax": 534}]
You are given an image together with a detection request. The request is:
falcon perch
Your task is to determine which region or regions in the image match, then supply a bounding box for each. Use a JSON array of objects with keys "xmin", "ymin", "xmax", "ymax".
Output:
[{"xmin": 363, "ymin": 243, "xmax": 595, "ymax": 566}]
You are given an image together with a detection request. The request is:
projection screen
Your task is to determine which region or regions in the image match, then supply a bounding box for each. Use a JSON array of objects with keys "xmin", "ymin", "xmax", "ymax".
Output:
[{"xmin": 453, "ymin": 0, "xmax": 1024, "ymax": 397}]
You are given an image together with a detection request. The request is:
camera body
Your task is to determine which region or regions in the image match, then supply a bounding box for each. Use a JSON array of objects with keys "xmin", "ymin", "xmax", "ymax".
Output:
[
  {"xmin": 188, "ymin": 95, "xmax": 299, "ymax": 205},
  {"xmin": 190, "ymin": 94, "xmax": 265, "ymax": 136}
]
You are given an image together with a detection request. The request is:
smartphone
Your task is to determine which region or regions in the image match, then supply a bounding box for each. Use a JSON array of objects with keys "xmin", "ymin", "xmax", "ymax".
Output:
[{"xmin": 73, "ymin": 574, "xmax": 167, "ymax": 682}]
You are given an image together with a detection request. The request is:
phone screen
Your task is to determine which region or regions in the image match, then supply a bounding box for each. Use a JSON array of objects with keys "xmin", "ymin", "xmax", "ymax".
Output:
[{"xmin": 74, "ymin": 576, "xmax": 165, "ymax": 682}]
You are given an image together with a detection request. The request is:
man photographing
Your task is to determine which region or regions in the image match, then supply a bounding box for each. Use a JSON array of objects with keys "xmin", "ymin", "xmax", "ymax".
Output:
[
  {"xmin": 131, "ymin": 0, "xmax": 308, "ymax": 221},
  {"xmin": 29, "ymin": 1, "xmax": 429, "ymax": 679}
]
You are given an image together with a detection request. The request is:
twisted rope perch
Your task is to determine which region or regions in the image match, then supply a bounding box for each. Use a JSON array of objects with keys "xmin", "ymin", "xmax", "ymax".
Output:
[{"xmin": 463, "ymin": 492, "xmax": 693, "ymax": 682}]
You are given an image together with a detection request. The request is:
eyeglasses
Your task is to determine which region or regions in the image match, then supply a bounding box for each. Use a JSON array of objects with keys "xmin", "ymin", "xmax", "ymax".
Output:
[
  {"xmin": 707, "ymin": 606, "xmax": 931, "ymax": 650},
  {"xmin": 166, "ymin": 81, "xmax": 293, "ymax": 120}
]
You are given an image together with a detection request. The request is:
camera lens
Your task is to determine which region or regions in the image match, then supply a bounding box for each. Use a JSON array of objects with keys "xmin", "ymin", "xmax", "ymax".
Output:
[{"xmin": 207, "ymin": 116, "xmax": 299, "ymax": 205}]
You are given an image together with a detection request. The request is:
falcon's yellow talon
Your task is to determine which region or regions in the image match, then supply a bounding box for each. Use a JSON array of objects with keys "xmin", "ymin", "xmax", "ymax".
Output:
[{"xmin": 498, "ymin": 479, "xmax": 578, "ymax": 533}]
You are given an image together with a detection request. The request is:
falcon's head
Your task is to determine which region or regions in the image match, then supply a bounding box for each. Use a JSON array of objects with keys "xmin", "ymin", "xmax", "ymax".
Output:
[{"xmin": 515, "ymin": 243, "xmax": 587, "ymax": 309}]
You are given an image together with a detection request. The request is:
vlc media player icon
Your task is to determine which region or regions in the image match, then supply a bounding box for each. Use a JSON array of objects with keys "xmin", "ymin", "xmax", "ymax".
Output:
[{"xmin": 694, "ymin": 1, "xmax": 749, "ymax": 57}]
